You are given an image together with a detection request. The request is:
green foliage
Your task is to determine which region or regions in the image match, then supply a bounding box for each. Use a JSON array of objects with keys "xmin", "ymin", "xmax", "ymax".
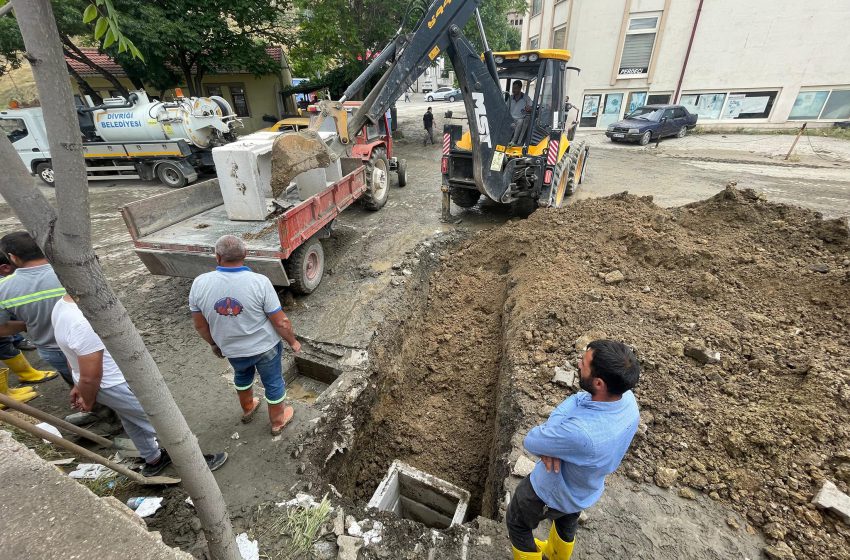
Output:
[
  {"xmin": 108, "ymin": 0, "xmax": 289, "ymax": 95},
  {"xmin": 292, "ymin": 0, "xmax": 525, "ymax": 86}
]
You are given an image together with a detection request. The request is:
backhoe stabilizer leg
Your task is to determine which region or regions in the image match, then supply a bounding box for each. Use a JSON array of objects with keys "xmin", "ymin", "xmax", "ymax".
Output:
[{"xmin": 440, "ymin": 185, "xmax": 459, "ymax": 223}]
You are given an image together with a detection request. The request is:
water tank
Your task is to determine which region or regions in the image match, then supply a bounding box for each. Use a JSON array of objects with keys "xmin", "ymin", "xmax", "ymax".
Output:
[{"xmin": 91, "ymin": 91, "xmax": 239, "ymax": 148}]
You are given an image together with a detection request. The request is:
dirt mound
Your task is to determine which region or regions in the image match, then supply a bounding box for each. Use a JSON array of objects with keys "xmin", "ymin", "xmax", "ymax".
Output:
[
  {"xmin": 323, "ymin": 186, "xmax": 849, "ymax": 558},
  {"xmin": 482, "ymin": 187, "xmax": 849, "ymax": 559}
]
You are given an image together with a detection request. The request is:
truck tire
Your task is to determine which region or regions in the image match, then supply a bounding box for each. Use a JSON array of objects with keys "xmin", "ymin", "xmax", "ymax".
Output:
[
  {"xmin": 362, "ymin": 148, "xmax": 390, "ymax": 210},
  {"xmin": 156, "ymin": 161, "xmax": 189, "ymax": 188},
  {"xmin": 550, "ymin": 140, "xmax": 588, "ymax": 208},
  {"xmin": 396, "ymin": 158, "xmax": 408, "ymax": 187},
  {"xmin": 449, "ymin": 186, "xmax": 480, "ymax": 208},
  {"xmin": 35, "ymin": 162, "xmax": 55, "ymax": 186},
  {"xmin": 284, "ymin": 237, "xmax": 325, "ymax": 295}
]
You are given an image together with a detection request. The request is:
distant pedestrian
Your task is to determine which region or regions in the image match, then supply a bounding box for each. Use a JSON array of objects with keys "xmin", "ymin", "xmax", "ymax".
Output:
[
  {"xmin": 404, "ymin": 88, "xmax": 411, "ymax": 103},
  {"xmin": 189, "ymin": 235, "xmax": 301, "ymax": 436},
  {"xmin": 423, "ymin": 107, "xmax": 435, "ymax": 146},
  {"xmin": 506, "ymin": 340, "xmax": 640, "ymax": 560},
  {"xmin": 52, "ymin": 294, "xmax": 227, "ymax": 476}
]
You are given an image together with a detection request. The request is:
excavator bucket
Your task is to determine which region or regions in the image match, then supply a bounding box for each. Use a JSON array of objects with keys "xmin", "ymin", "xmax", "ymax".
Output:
[{"xmin": 270, "ymin": 130, "xmax": 332, "ymax": 199}]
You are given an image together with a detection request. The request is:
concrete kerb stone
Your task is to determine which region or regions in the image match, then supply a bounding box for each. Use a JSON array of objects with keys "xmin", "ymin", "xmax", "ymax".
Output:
[
  {"xmin": 0, "ymin": 430, "xmax": 192, "ymax": 560},
  {"xmin": 368, "ymin": 460, "xmax": 470, "ymax": 528}
]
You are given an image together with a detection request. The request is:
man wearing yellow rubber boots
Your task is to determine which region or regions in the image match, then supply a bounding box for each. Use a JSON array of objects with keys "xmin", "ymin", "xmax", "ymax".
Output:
[
  {"xmin": 0, "ymin": 233, "xmax": 69, "ymax": 386},
  {"xmin": 506, "ymin": 340, "xmax": 640, "ymax": 560},
  {"xmin": 0, "ymin": 248, "xmax": 56, "ymax": 405}
]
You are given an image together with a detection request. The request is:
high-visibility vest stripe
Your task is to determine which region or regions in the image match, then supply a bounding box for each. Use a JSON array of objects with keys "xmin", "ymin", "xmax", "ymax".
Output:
[{"xmin": 0, "ymin": 287, "xmax": 66, "ymax": 309}]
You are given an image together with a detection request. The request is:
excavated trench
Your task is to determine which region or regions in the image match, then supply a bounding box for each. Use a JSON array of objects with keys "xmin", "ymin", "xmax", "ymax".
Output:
[{"xmin": 326, "ymin": 251, "xmax": 519, "ymax": 522}]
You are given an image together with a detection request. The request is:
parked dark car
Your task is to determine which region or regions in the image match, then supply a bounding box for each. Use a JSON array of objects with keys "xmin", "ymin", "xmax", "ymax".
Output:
[{"xmin": 605, "ymin": 104, "xmax": 698, "ymax": 145}]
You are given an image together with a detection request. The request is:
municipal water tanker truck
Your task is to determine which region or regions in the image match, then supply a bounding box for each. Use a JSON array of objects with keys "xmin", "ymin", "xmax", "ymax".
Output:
[{"xmin": 0, "ymin": 90, "xmax": 241, "ymax": 188}]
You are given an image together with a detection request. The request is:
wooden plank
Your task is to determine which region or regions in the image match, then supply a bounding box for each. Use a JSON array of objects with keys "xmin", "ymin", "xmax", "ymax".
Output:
[{"xmin": 121, "ymin": 179, "xmax": 224, "ymax": 237}]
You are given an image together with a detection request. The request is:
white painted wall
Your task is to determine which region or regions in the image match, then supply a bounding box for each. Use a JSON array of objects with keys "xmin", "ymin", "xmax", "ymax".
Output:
[{"xmin": 523, "ymin": 0, "xmax": 850, "ymax": 127}]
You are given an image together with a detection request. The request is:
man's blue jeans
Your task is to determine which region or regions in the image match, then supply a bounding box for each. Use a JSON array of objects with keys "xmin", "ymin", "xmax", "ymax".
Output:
[
  {"xmin": 228, "ymin": 342, "xmax": 286, "ymax": 404},
  {"xmin": 36, "ymin": 346, "xmax": 74, "ymax": 386}
]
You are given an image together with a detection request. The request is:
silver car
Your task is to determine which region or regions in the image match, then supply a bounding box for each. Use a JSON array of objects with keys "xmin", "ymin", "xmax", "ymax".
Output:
[{"xmin": 426, "ymin": 87, "xmax": 461, "ymax": 102}]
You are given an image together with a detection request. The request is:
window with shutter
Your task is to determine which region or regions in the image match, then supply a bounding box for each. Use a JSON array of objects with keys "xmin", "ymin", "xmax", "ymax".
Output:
[{"xmin": 618, "ymin": 13, "xmax": 660, "ymax": 78}]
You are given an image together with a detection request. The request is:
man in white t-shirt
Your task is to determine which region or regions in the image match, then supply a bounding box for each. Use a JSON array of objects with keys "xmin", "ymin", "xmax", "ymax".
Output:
[
  {"xmin": 52, "ymin": 295, "xmax": 227, "ymax": 477},
  {"xmin": 189, "ymin": 235, "xmax": 301, "ymax": 436}
]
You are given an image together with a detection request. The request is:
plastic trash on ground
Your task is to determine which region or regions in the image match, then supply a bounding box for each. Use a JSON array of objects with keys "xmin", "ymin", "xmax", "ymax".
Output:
[
  {"xmin": 68, "ymin": 463, "xmax": 111, "ymax": 480},
  {"xmin": 35, "ymin": 422, "xmax": 62, "ymax": 443},
  {"xmin": 236, "ymin": 532, "xmax": 259, "ymax": 560}
]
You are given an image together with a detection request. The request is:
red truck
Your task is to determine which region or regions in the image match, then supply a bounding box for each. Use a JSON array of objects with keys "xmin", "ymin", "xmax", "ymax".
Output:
[{"xmin": 121, "ymin": 108, "xmax": 404, "ymax": 294}]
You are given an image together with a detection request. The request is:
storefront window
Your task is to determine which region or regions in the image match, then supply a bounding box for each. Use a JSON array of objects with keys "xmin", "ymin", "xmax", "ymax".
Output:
[
  {"xmin": 721, "ymin": 91, "xmax": 776, "ymax": 119},
  {"xmin": 626, "ymin": 91, "xmax": 647, "ymax": 113},
  {"xmin": 579, "ymin": 94, "xmax": 601, "ymax": 127},
  {"xmin": 599, "ymin": 93, "xmax": 624, "ymax": 128},
  {"xmin": 821, "ymin": 90, "xmax": 850, "ymax": 120},
  {"xmin": 680, "ymin": 93, "xmax": 726, "ymax": 120}
]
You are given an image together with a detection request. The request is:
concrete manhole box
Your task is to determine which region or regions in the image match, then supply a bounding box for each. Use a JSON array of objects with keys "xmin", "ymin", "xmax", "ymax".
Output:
[{"xmin": 367, "ymin": 460, "xmax": 470, "ymax": 528}]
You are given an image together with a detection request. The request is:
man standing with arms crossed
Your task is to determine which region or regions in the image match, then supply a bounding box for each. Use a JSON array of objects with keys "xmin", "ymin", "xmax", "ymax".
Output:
[
  {"xmin": 506, "ymin": 340, "xmax": 640, "ymax": 560},
  {"xmin": 190, "ymin": 235, "xmax": 301, "ymax": 436}
]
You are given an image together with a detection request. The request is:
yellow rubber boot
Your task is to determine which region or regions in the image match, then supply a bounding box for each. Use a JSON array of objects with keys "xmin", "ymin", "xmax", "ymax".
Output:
[
  {"xmin": 545, "ymin": 523, "xmax": 575, "ymax": 560},
  {"xmin": 4, "ymin": 352, "xmax": 57, "ymax": 384},
  {"xmin": 0, "ymin": 368, "xmax": 39, "ymax": 408},
  {"xmin": 512, "ymin": 545, "xmax": 543, "ymax": 560}
]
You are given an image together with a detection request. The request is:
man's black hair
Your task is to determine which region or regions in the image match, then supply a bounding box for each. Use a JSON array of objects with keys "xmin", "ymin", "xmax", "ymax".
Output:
[
  {"xmin": 586, "ymin": 339, "xmax": 640, "ymax": 395},
  {"xmin": 0, "ymin": 231, "xmax": 45, "ymax": 263},
  {"xmin": 0, "ymin": 250, "xmax": 10, "ymax": 267}
]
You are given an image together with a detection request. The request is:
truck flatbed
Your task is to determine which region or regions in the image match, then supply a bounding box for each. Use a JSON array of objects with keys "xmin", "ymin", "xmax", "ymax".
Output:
[{"xmin": 121, "ymin": 158, "xmax": 366, "ymax": 288}]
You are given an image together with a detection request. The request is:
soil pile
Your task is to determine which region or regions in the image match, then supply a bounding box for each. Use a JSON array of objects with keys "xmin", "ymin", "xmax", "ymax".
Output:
[
  {"xmin": 326, "ymin": 186, "xmax": 849, "ymax": 558},
  {"xmin": 480, "ymin": 187, "xmax": 849, "ymax": 559}
]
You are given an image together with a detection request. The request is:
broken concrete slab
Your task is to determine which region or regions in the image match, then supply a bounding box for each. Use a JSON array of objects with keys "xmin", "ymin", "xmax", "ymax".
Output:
[
  {"xmin": 512, "ymin": 455, "xmax": 536, "ymax": 478},
  {"xmin": 811, "ymin": 480, "xmax": 850, "ymax": 524}
]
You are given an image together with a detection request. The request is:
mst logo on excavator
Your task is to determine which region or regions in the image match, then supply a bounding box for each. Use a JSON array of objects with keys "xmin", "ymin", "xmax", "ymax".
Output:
[
  {"xmin": 428, "ymin": 0, "xmax": 453, "ymax": 28},
  {"xmin": 471, "ymin": 92, "xmax": 491, "ymax": 147}
]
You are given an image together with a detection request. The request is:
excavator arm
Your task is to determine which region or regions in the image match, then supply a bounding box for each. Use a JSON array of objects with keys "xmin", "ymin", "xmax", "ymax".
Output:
[{"xmin": 272, "ymin": 0, "xmax": 517, "ymax": 201}]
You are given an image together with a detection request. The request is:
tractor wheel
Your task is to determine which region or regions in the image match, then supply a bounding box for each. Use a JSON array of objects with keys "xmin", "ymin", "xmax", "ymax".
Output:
[
  {"xmin": 362, "ymin": 148, "xmax": 390, "ymax": 210},
  {"xmin": 284, "ymin": 236, "xmax": 325, "ymax": 295},
  {"xmin": 35, "ymin": 162, "xmax": 55, "ymax": 186},
  {"xmin": 396, "ymin": 158, "xmax": 408, "ymax": 187},
  {"xmin": 449, "ymin": 186, "xmax": 480, "ymax": 208},
  {"xmin": 550, "ymin": 140, "xmax": 588, "ymax": 208}
]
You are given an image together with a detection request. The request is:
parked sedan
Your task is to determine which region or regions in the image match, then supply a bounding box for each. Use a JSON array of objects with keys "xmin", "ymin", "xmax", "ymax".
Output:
[
  {"xmin": 605, "ymin": 104, "xmax": 698, "ymax": 145},
  {"xmin": 426, "ymin": 87, "xmax": 461, "ymax": 102}
]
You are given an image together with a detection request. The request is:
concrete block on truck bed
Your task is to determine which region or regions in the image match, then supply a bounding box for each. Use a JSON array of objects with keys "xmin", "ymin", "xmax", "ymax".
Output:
[
  {"xmin": 212, "ymin": 131, "xmax": 279, "ymax": 221},
  {"xmin": 368, "ymin": 460, "xmax": 470, "ymax": 529}
]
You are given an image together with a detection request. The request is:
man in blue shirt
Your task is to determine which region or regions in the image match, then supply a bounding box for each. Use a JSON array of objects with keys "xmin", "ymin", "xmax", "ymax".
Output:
[{"xmin": 507, "ymin": 340, "xmax": 640, "ymax": 560}]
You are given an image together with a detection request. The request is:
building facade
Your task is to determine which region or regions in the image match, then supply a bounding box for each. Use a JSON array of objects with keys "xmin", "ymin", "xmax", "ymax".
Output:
[{"xmin": 521, "ymin": 0, "xmax": 850, "ymax": 129}]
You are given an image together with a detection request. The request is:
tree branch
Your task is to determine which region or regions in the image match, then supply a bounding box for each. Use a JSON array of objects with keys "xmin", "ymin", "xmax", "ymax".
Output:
[{"xmin": 60, "ymin": 33, "xmax": 128, "ymax": 97}]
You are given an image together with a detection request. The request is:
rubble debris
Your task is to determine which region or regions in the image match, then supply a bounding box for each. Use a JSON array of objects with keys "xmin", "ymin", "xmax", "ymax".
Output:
[
  {"xmin": 512, "ymin": 455, "xmax": 536, "ymax": 478},
  {"xmin": 603, "ymin": 270, "xmax": 625, "ymax": 284},
  {"xmin": 551, "ymin": 364, "xmax": 577, "ymax": 388},
  {"xmin": 811, "ymin": 480, "xmax": 850, "ymax": 524},
  {"xmin": 654, "ymin": 467, "xmax": 678, "ymax": 489},
  {"xmin": 684, "ymin": 346, "xmax": 720, "ymax": 365}
]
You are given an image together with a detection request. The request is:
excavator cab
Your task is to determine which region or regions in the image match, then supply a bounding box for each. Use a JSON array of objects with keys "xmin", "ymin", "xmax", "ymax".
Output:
[{"xmin": 444, "ymin": 49, "xmax": 588, "ymax": 211}]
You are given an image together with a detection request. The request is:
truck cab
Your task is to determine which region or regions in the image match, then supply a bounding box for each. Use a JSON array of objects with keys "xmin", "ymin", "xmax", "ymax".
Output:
[{"xmin": 0, "ymin": 107, "xmax": 53, "ymax": 184}]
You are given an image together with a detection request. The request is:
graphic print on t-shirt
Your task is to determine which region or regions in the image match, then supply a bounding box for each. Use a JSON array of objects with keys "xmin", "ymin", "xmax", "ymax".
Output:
[{"xmin": 214, "ymin": 297, "xmax": 243, "ymax": 317}]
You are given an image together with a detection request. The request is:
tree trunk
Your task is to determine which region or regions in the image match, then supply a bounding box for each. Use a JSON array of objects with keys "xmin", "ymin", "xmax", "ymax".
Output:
[
  {"xmin": 60, "ymin": 34, "xmax": 128, "ymax": 97},
  {"xmin": 66, "ymin": 62, "xmax": 102, "ymax": 105},
  {"xmin": 2, "ymin": 2, "xmax": 240, "ymax": 559}
]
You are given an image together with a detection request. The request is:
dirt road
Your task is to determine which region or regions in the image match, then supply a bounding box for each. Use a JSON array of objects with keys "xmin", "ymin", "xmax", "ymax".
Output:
[{"xmin": 1, "ymin": 98, "xmax": 848, "ymax": 558}]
